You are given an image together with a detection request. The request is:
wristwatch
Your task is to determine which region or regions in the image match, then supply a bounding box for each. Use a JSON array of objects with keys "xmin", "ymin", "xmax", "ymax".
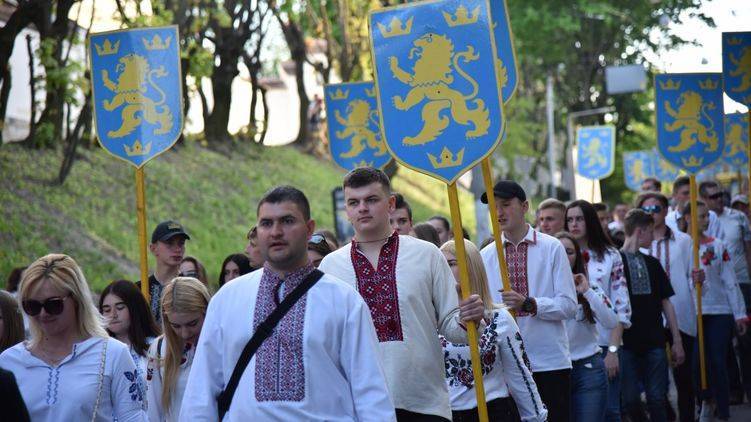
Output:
[
  {"xmin": 521, "ymin": 297, "xmax": 536, "ymax": 314},
  {"xmin": 608, "ymin": 345, "xmax": 619, "ymax": 354}
]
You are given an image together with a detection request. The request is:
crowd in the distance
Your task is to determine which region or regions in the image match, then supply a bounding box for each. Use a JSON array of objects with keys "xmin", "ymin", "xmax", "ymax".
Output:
[{"xmin": 0, "ymin": 168, "xmax": 749, "ymax": 422}]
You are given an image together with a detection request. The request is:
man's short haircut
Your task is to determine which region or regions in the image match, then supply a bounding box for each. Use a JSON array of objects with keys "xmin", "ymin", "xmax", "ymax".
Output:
[
  {"xmin": 673, "ymin": 175, "xmax": 690, "ymax": 192},
  {"xmin": 635, "ymin": 192, "xmax": 669, "ymax": 209},
  {"xmin": 698, "ymin": 180, "xmax": 720, "ymax": 197},
  {"xmin": 593, "ymin": 202, "xmax": 609, "ymax": 213},
  {"xmin": 538, "ymin": 198, "xmax": 566, "ymax": 214},
  {"xmin": 342, "ymin": 167, "xmax": 391, "ymax": 193},
  {"xmin": 623, "ymin": 209, "xmax": 654, "ymax": 236},
  {"xmin": 429, "ymin": 215, "xmax": 450, "ymax": 231},
  {"xmin": 393, "ymin": 192, "xmax": 412, "ymax": 221},
  {"xmin": 257, "ymin": 185, "xmax": 311, "ymax": 220},
  {"xmin": 642, "ymin": 177, "xmax": 662, "ymax": 191}
]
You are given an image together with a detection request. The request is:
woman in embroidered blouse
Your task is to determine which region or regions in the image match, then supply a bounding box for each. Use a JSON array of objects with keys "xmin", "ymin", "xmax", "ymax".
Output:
[
  {"xmin": 439, "ymin": 239, "xmax": 547, "ymax": 422},
  {"xmin": 146, "ymin": 277, "xmax": 209, "ymax": 422},
  {"xmin": 0, "ymin": 254, "xmax": 147, "ymax": 421},
  {"xmin": 99, "ymin": 280, "xmax": 160, "ymax": 396},
  {"xmin": 565, "ymin": 200, "xmax": 631, "ymax": 421},
  {"xmin": 556, "ymin": 232, "xmax": 619, "ymax": 422},
  {"xmin": 680, "ymin": 201, "xmax": 747, "ymax": 421}
]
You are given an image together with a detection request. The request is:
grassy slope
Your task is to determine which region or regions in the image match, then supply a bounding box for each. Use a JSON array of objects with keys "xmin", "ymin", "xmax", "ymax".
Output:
[{"xmin": 0, "ymin": 142, "xmax": 475, "ymax": 291}]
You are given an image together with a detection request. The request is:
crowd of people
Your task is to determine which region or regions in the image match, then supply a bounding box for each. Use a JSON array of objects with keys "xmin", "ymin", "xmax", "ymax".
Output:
[{"xmin": 0, "ymin": 169, "xmax": 749, "ymax": 422}]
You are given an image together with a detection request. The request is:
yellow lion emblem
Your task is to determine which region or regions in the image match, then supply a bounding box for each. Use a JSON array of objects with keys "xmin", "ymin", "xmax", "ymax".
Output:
[
  {"xmin": 581, "ymin": 137, "xmax": 606, "ymax": 169},
  {"xmin": 389, "ymin": 33, "xmax": 490, "ymax": 145},
  {"xmin": 724, "ymin": 123, "xmax": 746, "ymax": 158},
  {"xmin": 729, "ymin": 47, "xmax": 751, "ymax": 93},
  {"xmin": 663, "ymin": 91, "xmax": 718, "ymax": 153},
  {"xmin": 101, "ymin": 53, "xmax": 173, "ymax": 138},
  {"xmin": 629, "ymin": 159, "xmax": 647, "ymax": 185},
  {"xmin": 334, "ymin": 99, "xmax": 387, "ymax": 158}
]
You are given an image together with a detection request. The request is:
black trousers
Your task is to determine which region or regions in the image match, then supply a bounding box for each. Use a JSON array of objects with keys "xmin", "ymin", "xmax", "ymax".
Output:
[
  {"xmin": 396, "ymin": 409, "xmax": 450, "ymax": 422},
  {"xmin": 533, "ymin": 368, "xmax": 571, "ymax": 422},
  {"xmin": 451, "ymin": 397, "xmax": 520, "ymax": 422},
  {"xmin": 669, "ymin": 331, "xmax": 695, "ymax": 422}
]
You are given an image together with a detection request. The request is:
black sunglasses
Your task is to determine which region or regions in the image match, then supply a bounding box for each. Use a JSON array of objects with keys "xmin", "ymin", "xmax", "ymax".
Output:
[
  {"xmin": 708, "ymin": 192, "xmax": 724, "ymax": 200},
  {"xmin": 22, "ymin": 295, "xmax": 70, "ymax": 316},
  {"xmin": 309, "ymin": 234, "xmax": 327, "ymax": 245},
  {"xmin": 641, "ymin": 205, "xmax": 663, "ymax": 214}
]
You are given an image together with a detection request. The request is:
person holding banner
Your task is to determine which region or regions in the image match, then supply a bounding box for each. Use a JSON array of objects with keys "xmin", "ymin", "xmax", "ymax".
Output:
[
  {"xmin": 480, "ymin": 181, "xmax": 577, "ymax": 422},
  {"xmin": 319, "ymin": 168, "xmax": 485, "ymax": 421},
  {"xmin": 679, "ymin": 201, "xmax": 748, "ymax": 421},
  {"xmin": 666, "ymin": 176, "xmax": 723, "ymax": 239}
]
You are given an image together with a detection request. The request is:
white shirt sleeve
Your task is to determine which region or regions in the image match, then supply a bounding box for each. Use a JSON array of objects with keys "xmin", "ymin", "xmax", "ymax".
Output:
[
  {"xmin": 146, "ymin": 339, "xmax": 165, "ymax": 422},
  {"xmin": 534, "ymin": 241, "xmax": 577, "ymax": 321},
  {"xmin": 432, "ymin": 246, "xmax": 469, "ymax": 344},
  {"xmin": 339, "ymin": 292, "xmax": 397, "ymax": 421},
  {"xmin": 719, "ymin": 243, "xmax": 747, "ymax": 320},
  {"xmin": 708, "ymin": 210, "xmax": 724, "ymax": 239},
  {"xmin": 111, "ymin": 340, "xmax": 149, "ymax": 421},
  {"xmin": 179, "ymin": 299, "xmax": 225, "ymax": 421},
  {"xmin": 583, "ymin": 281, "xmax": 618, "ymax": 330},
  {"xmin": 608, "ymin": 251, "xmax": 632, "ymax": 328},
  {"xmin": 496, "ymin": 310, "xmax": 548, "ymax": 422}
]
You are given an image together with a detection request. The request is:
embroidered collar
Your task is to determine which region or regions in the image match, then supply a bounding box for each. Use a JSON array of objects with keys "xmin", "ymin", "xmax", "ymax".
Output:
[
  {"xmin": 502, "ymin": 224, "xmax": 536, "ymax": 247},
  {"xmin": 352, "ymin": 230, "xmax": 399, "ymax": 250},
  {"xmin": 261, "ymin": 262, "xmax": 315, "ymax": 299},
  {"xmin": 23, "ymin": 336, "xmax": 104, "ymax": 369}
]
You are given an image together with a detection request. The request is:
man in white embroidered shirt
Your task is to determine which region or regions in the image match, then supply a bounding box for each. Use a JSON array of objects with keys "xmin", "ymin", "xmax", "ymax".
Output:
[
  {"xmin": 480, "ymin": 180, "xmax": 577, "ymax": 422},
  {"xmin": 319, "ymin": 167, "xmax": 486, "ymax": 421},
  {"xmin": 180, "ymin": 186, "xmax": 395, "ymax": 421}
]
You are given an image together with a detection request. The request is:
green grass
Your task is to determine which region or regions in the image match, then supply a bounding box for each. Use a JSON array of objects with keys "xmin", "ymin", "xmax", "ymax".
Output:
[{"xmin": 0, "ymin": 142, "xmax": 476, "ymax": 291}]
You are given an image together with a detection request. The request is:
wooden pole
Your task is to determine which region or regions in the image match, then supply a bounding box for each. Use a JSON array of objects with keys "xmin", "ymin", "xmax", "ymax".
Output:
[
  {"xmin": 448, "ymin": 182, "xmax": 488, "ymax": 422},
  {"xmin": 481, "ymin": 159, "xmax": 512, "ymax": 309},
  {"xmin": 689, "ymin": 175, "xmax": 707, "ymax": 389},
  {"xmin": 136, "ymin": 167, "xmax": 150, "ymax": 302},
  {"xmin": 591, "ymin": 179, "xmax": 596, "ymax": 203}
]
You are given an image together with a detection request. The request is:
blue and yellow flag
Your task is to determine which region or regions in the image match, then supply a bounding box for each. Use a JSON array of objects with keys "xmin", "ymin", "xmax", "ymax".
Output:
[
  {"xmin": 723, "ymin": 112, "xmax": 749, "ymax": 169},
  {"xmin": 323, "ymin": 82, "xmax": 391, "ymax": 171},
  {"xmin": 722, "ymin": 32, "xmax": 751, "ymax": 106},
  {"xmin": 489, "ymin": 0, "xmax": 517, "ymax": 103},
  {"xmin": 655, "ymin": 73, "xmax": 724, "ymax": 174},
  {"xmin": 369, "ymin": 0, "xmax": 504, "ymax": 184},
  {"xmin": 89, "ymin": 26, "xmax": 183, "ymax": 168},
  {"xmin": 623, "ymin": 150, "xmax": 654, "ymax": 192},
  {"xmin": 576, "ymin": 125, "xmax": 615, "ymax": 180},
  {"xmin": 651, "ymin": 150, "xmax": 680, "ymax": 182}
]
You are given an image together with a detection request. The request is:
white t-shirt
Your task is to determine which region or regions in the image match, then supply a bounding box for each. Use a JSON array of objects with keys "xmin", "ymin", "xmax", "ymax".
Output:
[
  {"xmin": 716, "ymin": 207, "xmax": 751, "ymax": 285},
  {"xmin": 585, "ymin": 246, "xmax": 632, "ymax": 346}
]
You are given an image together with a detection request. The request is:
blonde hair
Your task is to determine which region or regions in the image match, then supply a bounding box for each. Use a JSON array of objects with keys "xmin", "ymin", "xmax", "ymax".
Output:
[
  {"xmin": 19, "ymin": 254, "xmax": 108, "ymax": 348},
  {"xmin": 158, "ymin": 277, "xmax": 210, "ymax": 409},
  {"xmin": 440, "ymin": 239, "xmax": 502, "ymax": 313}
]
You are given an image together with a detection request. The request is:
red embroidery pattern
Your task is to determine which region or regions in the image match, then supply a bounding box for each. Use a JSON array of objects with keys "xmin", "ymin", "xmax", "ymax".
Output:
[
  {"xmin": 351, "ymin": 233, "xmax": 403, "ymax": 342},
  {"xmin": 505, "ymin": 241, "xmax": 530, "ymax": 317},
  {"xmin": 253, "ymin": 265, "xmax": 313, "ymax": 402}
]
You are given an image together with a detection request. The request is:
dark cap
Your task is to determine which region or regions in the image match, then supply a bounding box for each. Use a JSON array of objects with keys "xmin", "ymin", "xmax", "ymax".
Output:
[
  {"xmin": 151, "ymin": 220, "xmax": 190, "ymax": 243},
  {"xmin": 480, "ymin": 180, "xmax": 527, "ymax": 204}
]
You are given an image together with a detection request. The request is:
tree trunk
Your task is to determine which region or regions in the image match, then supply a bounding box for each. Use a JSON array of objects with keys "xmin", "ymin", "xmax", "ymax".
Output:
[
  {"xmin": 205, "ymin": 40, "xmax": 240, "ymax": 143},
  {"xmin": 197, "ymin": 80, "xmax": 210, "ymax": 136},
  {"xmin": 24, "ymin": 35, "xmax": 37, "ymax": 145},
  {"xmin": 0, "ymin": 0, "xmax": 46, "ymax": 88},
  {"xmin": 259, "ymin": 86, "xmax": 269, "ymax": 145},
  {"xmin": 277, "ymin": 17, "xmax": 310, "ymax": 149},
  {"xmin": 58, "ymin": 94, "xmax": 91, "ymax": 185},
  {"xmin": 0, "ymin": 65, "xmax": 11, "ymax": 145}
]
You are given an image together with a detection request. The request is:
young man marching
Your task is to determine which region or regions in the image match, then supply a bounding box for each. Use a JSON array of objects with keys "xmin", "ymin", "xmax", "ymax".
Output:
[
  {"xmin": 320, "ymin": 168, "xmax": 485, "ymax": 421},
  {"xmin": 143, "ymin": 220, "xmax": 190, "ymax": 323}
]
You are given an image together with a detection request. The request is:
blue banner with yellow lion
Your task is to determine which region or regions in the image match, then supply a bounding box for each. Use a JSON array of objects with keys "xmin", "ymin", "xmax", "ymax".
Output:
[
  {"xmin": 623, "ymin": 150, "xmax": 655, "ymax": 192},
  {"xmin": 655, "ymin": 73, "xmax": 724, "ymax": 174},
  {"xmin": 723, "ymin": 112, "xmax": 749, "ymax": 169},
  {"xmin": 722, "ymin": 32, "xmax": 751, "ymax": 106},
  {"xmin": 490, "ymin": 0, "xmax": 517, "ymax": 103},
  {"xmin": 324, "ymin": 82, "xmax": 391, "ymax": 171},
  {"xmin": 576, "ymin": 125, "xmax": 615, "ymax": 180},
  {"xmin": 89, "ymin": 26, "xmax": 183, "ymax": 168},
  {"xmin": 369, "ymin": 0, "xmax": 505, "ymax": 184}
]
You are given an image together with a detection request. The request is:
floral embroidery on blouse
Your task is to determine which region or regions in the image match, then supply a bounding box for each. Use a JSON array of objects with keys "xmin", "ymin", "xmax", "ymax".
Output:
[
  {"xmin": 124, "ymin": 370, "xmax": 144, "ymax": 402},
  {"xmin": 441, "ymin": 315, "xmax": 499, "ymax": 388},
  {"xmin": 701, "ymin": 246, "xmax": 716, "ymax": 266}
]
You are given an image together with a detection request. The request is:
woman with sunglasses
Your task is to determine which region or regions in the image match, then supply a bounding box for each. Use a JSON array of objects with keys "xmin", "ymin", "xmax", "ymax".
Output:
[
  {"xmin": 565, "ymin": 200, "xmax": 632, "ymax": 421},
  {"xmin": 0, "ymin": 254, "xmax": 147, "ymax": 421},
  {"xmin": 308, "ymin": 232, "xmax": 334, "ymax": 267},
  {"xmin": 146, "ymin": 277, "xmax": 209, "ymax": 422},
  {"xmin": 680, "ymin": 201, "xmax": 747, "ymax": 421},
  {"xmin": 179, "ymin": 257, "xmax": 208, "ymax": 287},
  {"xmin": 217, "ymin": 254, "xmax": 252, "ymax": 287}
]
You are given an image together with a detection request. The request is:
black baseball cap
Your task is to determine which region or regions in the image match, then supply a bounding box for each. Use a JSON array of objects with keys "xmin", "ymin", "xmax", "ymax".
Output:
[
  {"xmin": 480, "ymin": 180, "xmax": 527, "ymax": 204},
  {"xmin": 151, "ymin": 220, "xmax": 190, "ymax": 243}
]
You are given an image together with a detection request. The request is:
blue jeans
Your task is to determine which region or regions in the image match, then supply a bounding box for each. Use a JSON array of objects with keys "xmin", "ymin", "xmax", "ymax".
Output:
[
  {"xmin": 600, "ymin": 346, "xmax": 622, "ymax": 422},
  {"xmin": 696, "ymin": 314, "xmax": 735, "ymax": 420},
  {"xmin": 570, "ymin": 352, "xmax": 608, "ymax": 422},
  {"xmin": 620, "ymin": 347, "xmax": 668, "ymax": 422}
]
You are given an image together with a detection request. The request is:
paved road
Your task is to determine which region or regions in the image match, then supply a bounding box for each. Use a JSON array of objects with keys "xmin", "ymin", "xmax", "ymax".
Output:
[{"xmin": 729, "ymin": 403, "xmax": 751, "ymax": 421}]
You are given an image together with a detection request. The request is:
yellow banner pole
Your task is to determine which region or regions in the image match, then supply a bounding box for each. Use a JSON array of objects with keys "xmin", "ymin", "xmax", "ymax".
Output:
[
  {"xmin": 481, "ymin": 159, "xmax": 512, "ymax": 310},
  {"xmin": 136, "ymin": 168, "xmax": 150, "ymax": 303},
  {"xmin": 689, "ymin": 175, "xmax": 707, "ymax": 390},
  {"xmin": 448, "ymin": 182, "xmax": 488, "ymax": 422},
  {"xmin": 591, "ymin": 179, "xmax": 596, "ymax": 203}
]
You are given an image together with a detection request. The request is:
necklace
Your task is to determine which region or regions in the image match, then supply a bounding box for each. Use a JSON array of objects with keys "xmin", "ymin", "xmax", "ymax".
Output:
[{"xmin": 354, "ymin": 234, "xmax": 392, "ymax": 244}]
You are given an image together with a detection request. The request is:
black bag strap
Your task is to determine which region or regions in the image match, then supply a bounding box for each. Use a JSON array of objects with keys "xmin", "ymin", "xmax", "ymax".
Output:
[{"xmin": 217, "ymin": 269, "xmax": 324, "ymax": 420}]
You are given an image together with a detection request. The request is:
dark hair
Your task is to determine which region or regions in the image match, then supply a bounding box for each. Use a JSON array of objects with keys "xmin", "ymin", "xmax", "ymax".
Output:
[
  {"xmin": 257, "ymin": 185, "xmax": 311, "ymax": 220},
  {"xmin": 393, "ymin": 192, "xmax": 412, "ymax": 221},
  {"xmin": 642, "ymin": 177, "xmax": 662, "ymax": 191},
  {"xmin": 343, "ymin": 167, "xmax": 391, "ymax": 193},
  {"xmin": 181, "ymin": 256, "xmax": 208, "ymax": 286},
  {"xmin": 316, "ymin": 229, "xmax": 339, "ymax": 249},
  {"xmin": 673, "ymin": 175, "xmax": 690, "ymax": 192},
  {"xmin": 0, "ymin": 290, "xmax": 24, "ymax": 352},
  {"xmin": 246, "ymin": 226, "xmax": 258, "ymax": 241},
  {"xmin": 593, "ymin": 203, "xmax": 609, "ymax": 213},
  {"xmin": 413, "ymin": 223, "xmax": 441, "ymax": 247},
  {"xmin": 554, "ymin": 231, "xmax": 595, "ymax": 324},
  {"xmin": 429, "ymin": 215, "xmax": 450, "ymax": 232},
  {"xmin": 566, "ymin": 200, "xmax": 614, "ymax": 259},
  {"xmin": 308, "ymin": 233, "xmax": 334, "ymax": 258},
  {"xmin": 99, "ymin": 280, "xmax": 160, "ymax": 357},
  {"xmin": 635, "ymin": 192, "xmax": 670, "ymax": 209},
  {"xmin": 623, "ymin": 209, "xmax": 654, "ymax": 236},
  {"xmin": 698, "ymin": 180, "xmax": 720, "ymax": 197},
  {"xmin": 678, "ymin": 200, "xmax": 707, "ymax": 233},
  {"xmin": 5, "ymin": 266, "xmax": 26, "ymax": 293},
  {"xmin": 218, "ymin": 254, "xmax": 253, "ymax": 286}
]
